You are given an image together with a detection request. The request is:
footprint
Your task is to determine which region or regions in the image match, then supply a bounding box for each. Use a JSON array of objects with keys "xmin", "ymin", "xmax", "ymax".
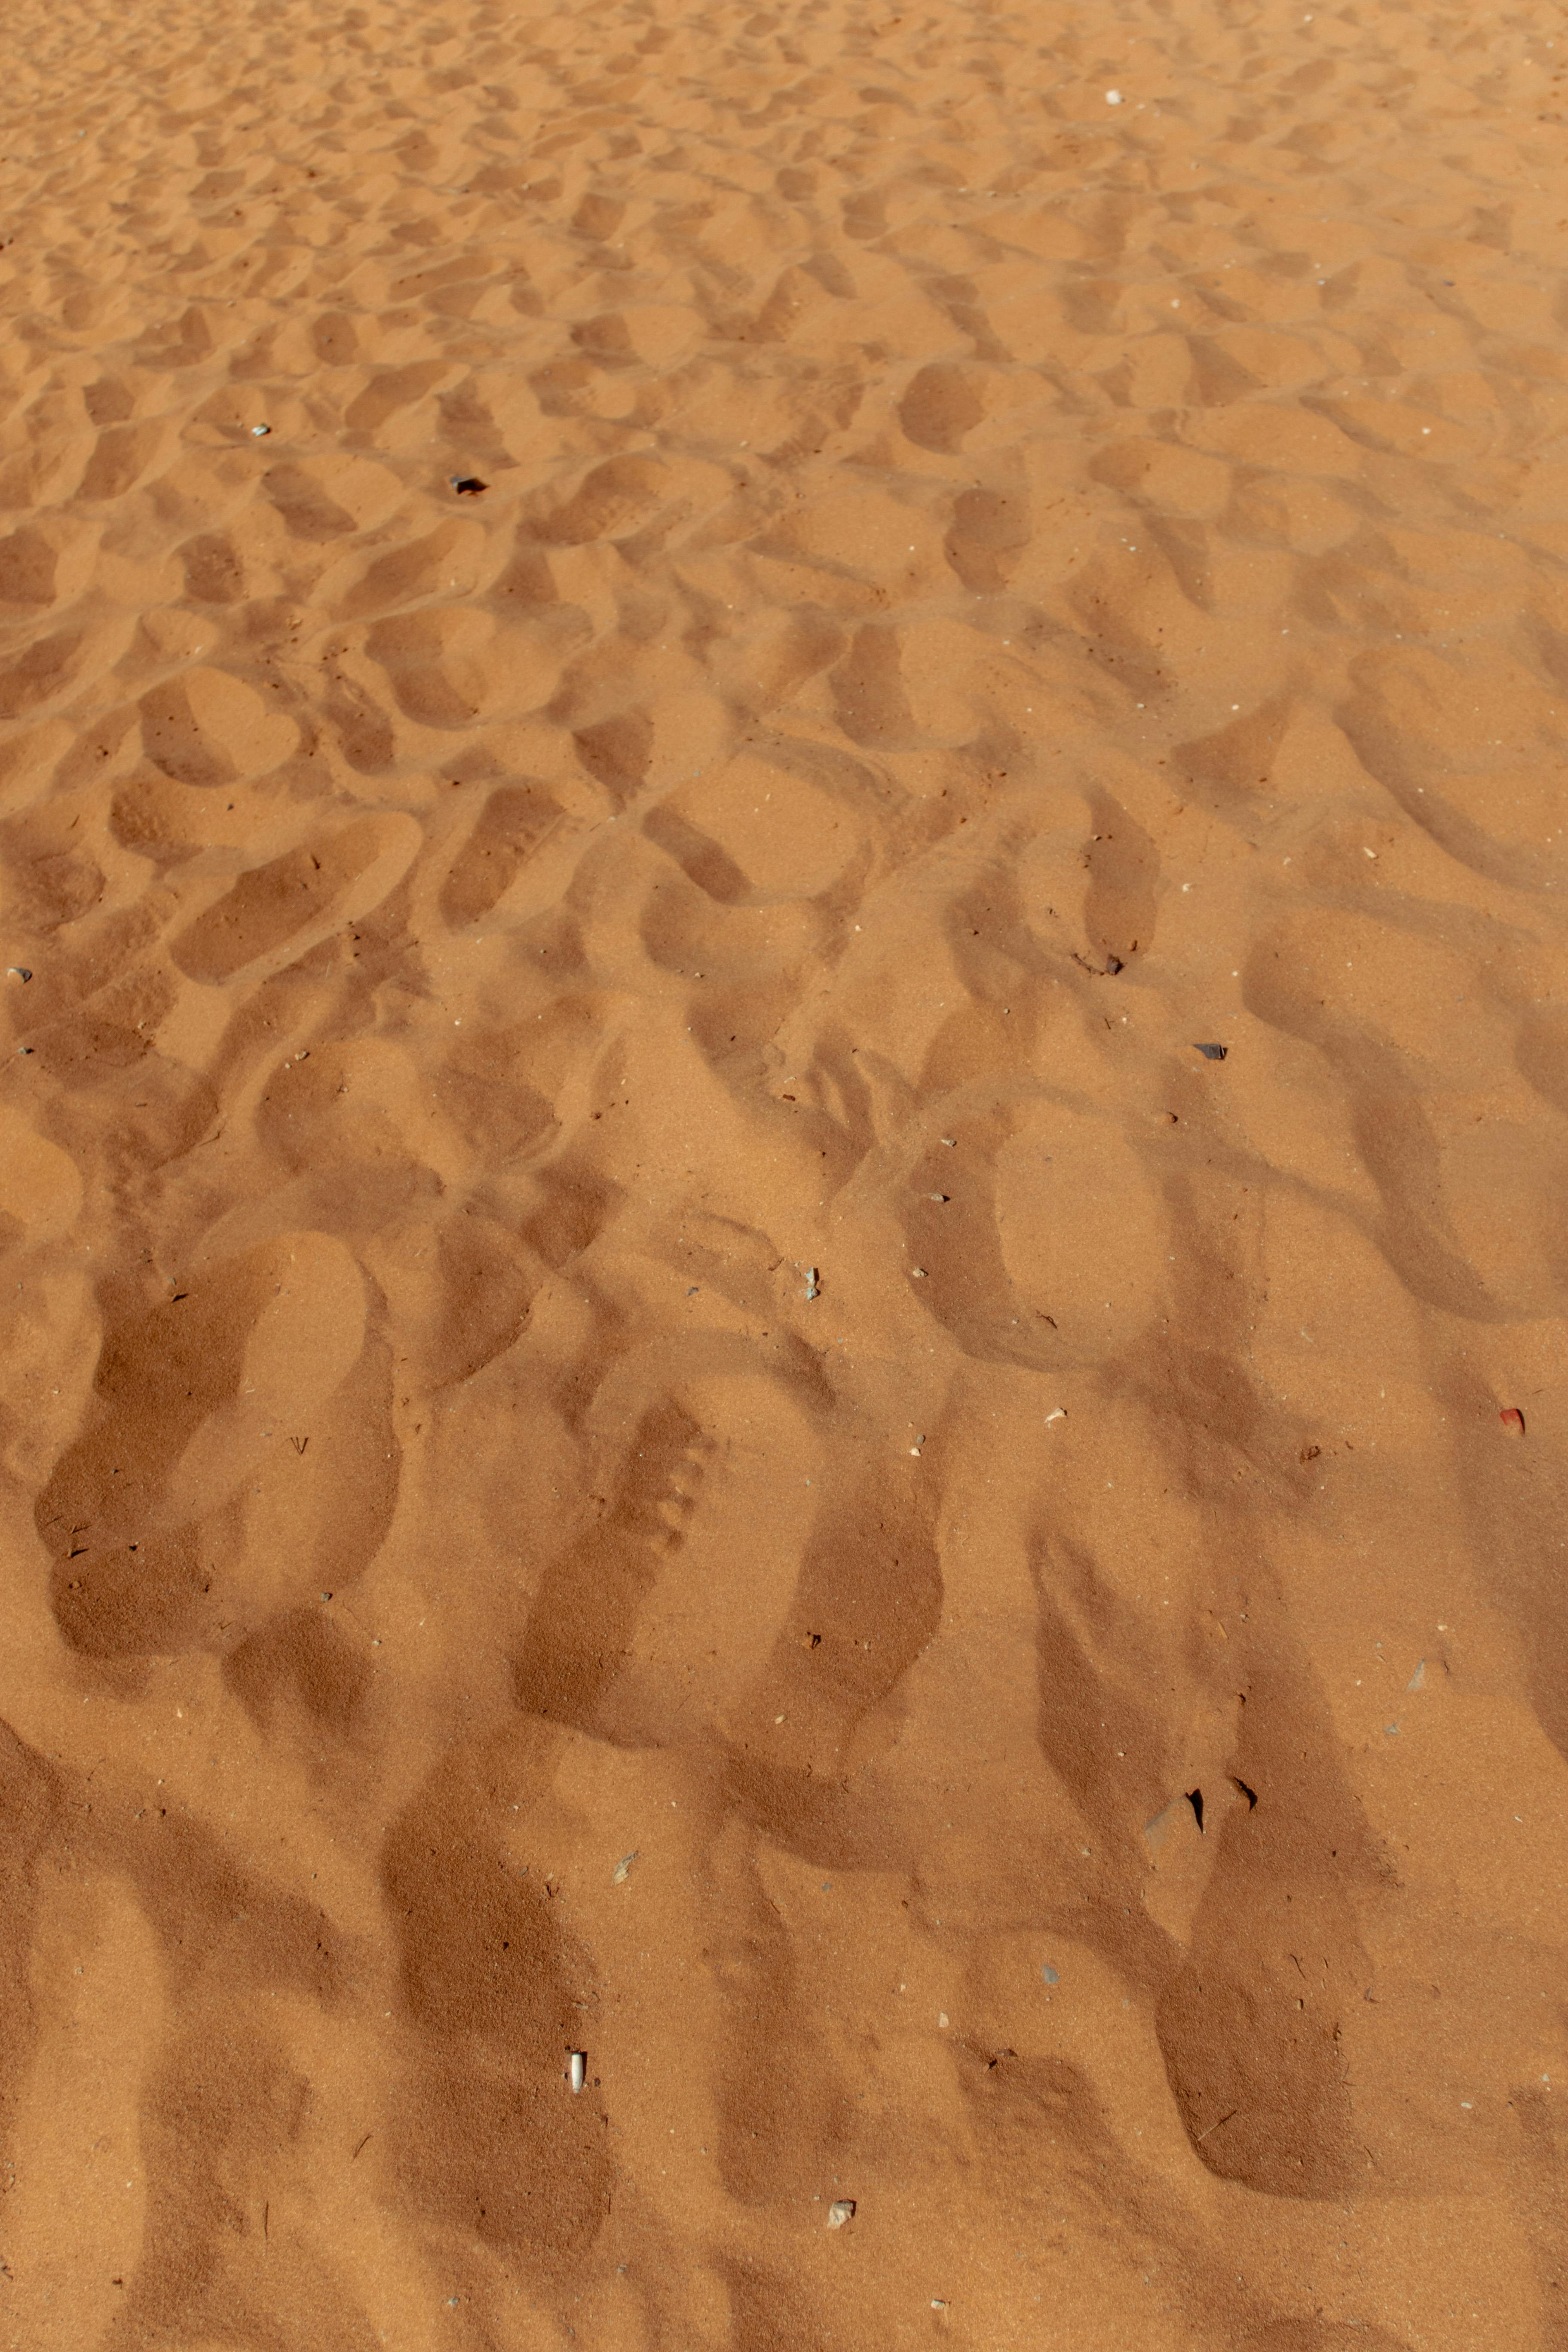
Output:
[
  {"xmin": 512, "ymin": 1353, "xmax": 835, "ymax": 1753},
  {"xmin": 365, "ymin": 609, "xmax": 565, "ymax": 728},
  {"xmin": 526, "ymin": 453, "xmax": 670, "ymax": 546},
  {"xmin": 0, "ymin": 523, "xmax": 74, "ymax": 607},
  {"xmin": 360, "ymin": 1211, "xmax": 539, "ymax": 1393},
  {"xmin": 340, "ymin": 518, "xmax": 487, "ymax": 619},
  {"xmin": 171, "ymin": 812, "xmax": 421, "ymax": 985},
  {"xmin": 1079, "ymin": 789, "xmax": 1159, "ymax": 968},
  {"xmin": 643, "ymin": 757, "xmax": 862, "ymax": 917},
  {"xmin": 79, "ymin": 418, "xmax": 169, "ymax": 500},
  {"xmin": 0, "ymin": 815, "xmax": 105, "ymax": 929},
  {"xmin": 139, "ymin": 665, "xmax": 297, "ymax": 788},
  {"xmin": 440, "ymin": 783, "xmax": 565, "ymax": 924},
  {"xmin": 37, "ymin": 1232, "xmax": 397, "ymax": 1657},
  {"xmin": 830, "ymin": 625, "xmax": 921, "ymax": 749},
  {"xmin": 906, "ymin": 1102, "xmax": 1170, "ymax": 1372},
  {"xmin": 344, "ymin": 360, "xmax": 454, "ymax": 440},
  {"xmin": 224, "ymin": 1606, "xmax": 372, "ymax": 1743},
  {"xmin": 1028, "ymin": 1506, "xmax": 1384, "ymax": 2200},
  {"xmin": 1338, "ymin": 646, "xmax": 1568, "ymax": 892},
  {"xmin": 1154, "ymin": 1643, "xmax": 1386, "ymax": 2199},
  {"xmin": 0, "ymin": 626, "xmax": 97, "ymax": 720},
  {"xmin": 1088, "ymin": 435, "xmax": 1231, "ymax": 517},
  {"xmin": 945, "ymin": 483, "xmax": 1031, "ymax": 592},
  {"xmin": 380, "ymin": 1757, "xmax": 610, "ymax": 2278},
  {"xmin": 263, "ymin": 455, "xmax": 404, "ymax": 542},
  {"xmin": 179, "ymin": 531, "xmax": 249, "ymax": 604}
]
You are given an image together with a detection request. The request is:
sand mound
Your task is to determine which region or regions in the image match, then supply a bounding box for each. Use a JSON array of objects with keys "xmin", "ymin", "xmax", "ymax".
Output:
[{"xmin": 0, "ymin": 0, "xmax": 1564, "ymax": 2339}]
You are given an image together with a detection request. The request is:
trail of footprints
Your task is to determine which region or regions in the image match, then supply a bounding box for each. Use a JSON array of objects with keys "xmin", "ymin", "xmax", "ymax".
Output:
[{"xmin": 0, "ymin": 0, "xmax": 1565, "ymax": 2336}]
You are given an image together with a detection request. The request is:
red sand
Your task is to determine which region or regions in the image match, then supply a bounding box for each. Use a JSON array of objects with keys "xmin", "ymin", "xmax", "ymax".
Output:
[{"xmin": 2, "ymin": 0, "xmax": 1566, "ymax": 2342}]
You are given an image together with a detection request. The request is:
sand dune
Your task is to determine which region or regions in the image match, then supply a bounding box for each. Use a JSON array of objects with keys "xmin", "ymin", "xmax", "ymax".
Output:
[{"xmin": 1, "ymin": 0, "xmax": 1566, "ymax": 2338}]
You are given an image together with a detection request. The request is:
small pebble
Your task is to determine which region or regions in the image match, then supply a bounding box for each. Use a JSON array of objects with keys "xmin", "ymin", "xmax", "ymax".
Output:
[
  {"xmin": 612, "ymin": 1851, "xmax": 638, "ymax": 1885},
  {"xmin": 827, "ymin": 2199, "xmax": 856, "ymax": 2229}
]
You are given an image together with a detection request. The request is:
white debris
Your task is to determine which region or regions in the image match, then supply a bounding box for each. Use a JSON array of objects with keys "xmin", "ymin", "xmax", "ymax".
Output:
[{"xmin": 827, "ymin": 2199, "xmax": 856, "ymax": 2228}]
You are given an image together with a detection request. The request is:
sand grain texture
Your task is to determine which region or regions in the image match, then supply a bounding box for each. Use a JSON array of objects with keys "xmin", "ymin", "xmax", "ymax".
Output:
[{"xmin": 0, "ymin": 0, "xmax": 1565, "ymax": 2340}]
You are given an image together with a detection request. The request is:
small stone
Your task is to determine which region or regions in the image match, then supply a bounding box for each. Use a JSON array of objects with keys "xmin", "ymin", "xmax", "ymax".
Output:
[{"xmin": 827, "ymin": 2199, "xmax": 856, "ymax": 2229}]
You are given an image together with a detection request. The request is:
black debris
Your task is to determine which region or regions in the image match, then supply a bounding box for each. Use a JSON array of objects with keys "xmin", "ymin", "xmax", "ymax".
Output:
[
  {"xmin": 1193, "ymin": 1042, "xmax": 1227, "ymax": 1060},
  {"xmin": 451, "ymin": 475, "xmax": 488, "ymax": 495}
]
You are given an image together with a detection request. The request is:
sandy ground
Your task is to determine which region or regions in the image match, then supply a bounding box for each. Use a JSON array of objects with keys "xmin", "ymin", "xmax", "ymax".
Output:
[{"xmin": 1, "ymin": 0, "xmax": 1567, "ymax": 2341}]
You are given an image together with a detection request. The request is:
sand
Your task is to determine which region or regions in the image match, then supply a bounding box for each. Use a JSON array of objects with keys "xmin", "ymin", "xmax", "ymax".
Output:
[{"xmin": 0, "ymin": 0, "xmax": 1565, "ymax": 2339}]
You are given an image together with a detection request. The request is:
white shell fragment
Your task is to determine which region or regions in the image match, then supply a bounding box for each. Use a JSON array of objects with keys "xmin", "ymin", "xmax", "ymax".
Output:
[
  {"xmin": 827, "ymin": 2199, "xmax": 856, "ymax": 2228},
  {"xmin": 612, "ymin": 1850, "xmax": 639, "ymax": 1885},
  {"xmin": 569, "ymin": 2052, "xmax": 587, "ymax": 2093}
]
